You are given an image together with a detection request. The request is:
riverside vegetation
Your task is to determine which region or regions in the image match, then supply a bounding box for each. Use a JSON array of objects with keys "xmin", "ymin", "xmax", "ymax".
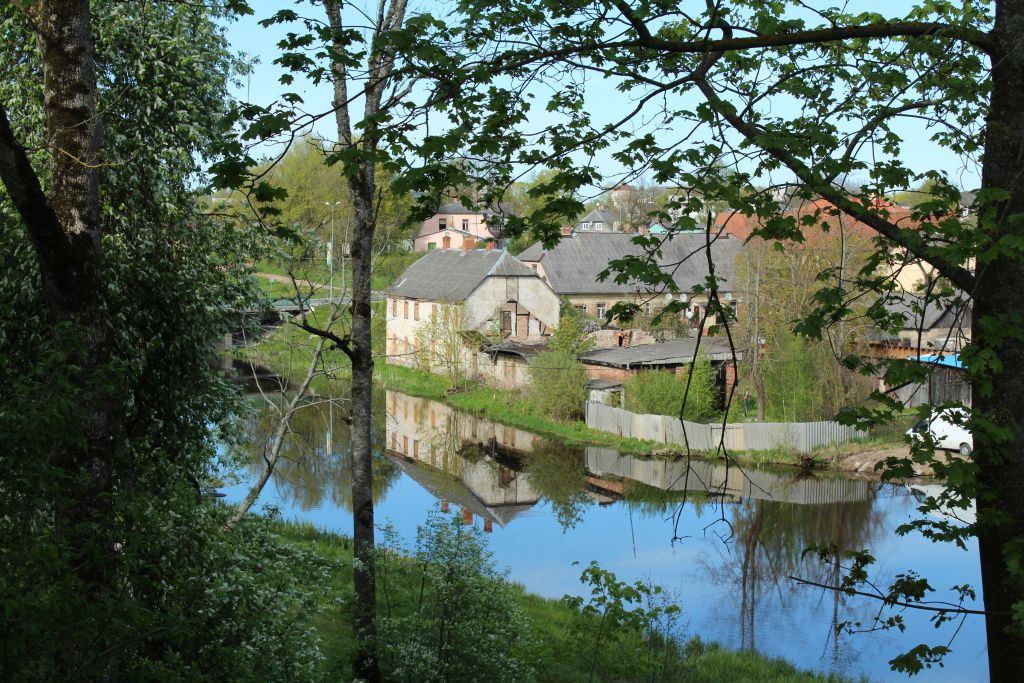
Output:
[{"xmin": 269, "ymin": 509, "xmax": 853, "ymax": 682}]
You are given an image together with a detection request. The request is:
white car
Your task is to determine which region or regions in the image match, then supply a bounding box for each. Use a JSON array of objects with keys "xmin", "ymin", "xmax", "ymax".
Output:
[{"xmin": 907, "ymin": 408, "xmax": 973, "ymax": 457}]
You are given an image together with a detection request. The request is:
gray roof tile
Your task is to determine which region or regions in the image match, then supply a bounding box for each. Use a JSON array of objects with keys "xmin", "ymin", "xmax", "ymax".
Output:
[
  {"xmin": 578, "ymin": 338, "xmax": 737, "ymax": 366},
  {"xmin": 518, "ymin": 232, "xmax": 739, "ymax": 295},
  {"xmin": 385, "ymin": 249, "xmax": 537, "ymax": 301}
]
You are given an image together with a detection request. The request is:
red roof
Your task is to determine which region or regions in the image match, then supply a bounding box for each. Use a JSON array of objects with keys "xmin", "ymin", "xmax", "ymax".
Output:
[{"xmin": 714, "ymin": 198, "xmax": 920, "ymax": 243}]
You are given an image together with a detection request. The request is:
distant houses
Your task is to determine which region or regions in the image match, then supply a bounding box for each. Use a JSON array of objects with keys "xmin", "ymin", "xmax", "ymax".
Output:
[{"xmin": 413, "ymin": 201, "xmax": 509, "ymax": 252}]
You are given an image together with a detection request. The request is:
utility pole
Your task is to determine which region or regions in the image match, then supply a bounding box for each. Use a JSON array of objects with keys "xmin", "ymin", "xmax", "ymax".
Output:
[{"xmin": 325, "ymin": 201, "xmax": 343, "ymax": 299}]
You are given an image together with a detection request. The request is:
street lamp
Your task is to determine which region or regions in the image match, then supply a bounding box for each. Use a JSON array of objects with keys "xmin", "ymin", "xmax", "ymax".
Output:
[{"xmin": 325, "ymin": 201, "xmax": 343, "ymax": 298}]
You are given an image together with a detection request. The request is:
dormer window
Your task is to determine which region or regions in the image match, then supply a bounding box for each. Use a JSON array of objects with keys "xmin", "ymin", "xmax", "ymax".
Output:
[
  {"xmin": 580, "ymin": 222, "xmax": 591, "ymax": 231},
  {"xmin": 593, "ymin": 221, "xmax": 603, "ymax": 231}
]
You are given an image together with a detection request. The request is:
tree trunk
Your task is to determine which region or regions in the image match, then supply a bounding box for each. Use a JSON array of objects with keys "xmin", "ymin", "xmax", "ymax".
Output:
[
  {"xmin": 348, "ymin": 167, "xmax": 380, "ymax": 683},
  {"xmin": 974, "ymin": 1, "xmax": 1024, "ymax": 678},
  {"xmin": 0, "ymin": 3, "xmax": 124, "ymax": 673}
]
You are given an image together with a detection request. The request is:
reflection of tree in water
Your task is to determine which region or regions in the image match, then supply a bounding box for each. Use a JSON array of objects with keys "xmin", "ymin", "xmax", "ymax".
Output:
[
  {"xmin": 239, "ymin": 396, "xmax": 400, "ymax": 512},
  {"xmin": 707, "ymin": 479, "xmax": 882, "ymax": 663},
  {"xmin": 622, "ymin": 479, "xmax": 710, "ymax": 518},
  {"xmin": 524, "ymin": 440, "xmax": 591, "ymax": 531}
]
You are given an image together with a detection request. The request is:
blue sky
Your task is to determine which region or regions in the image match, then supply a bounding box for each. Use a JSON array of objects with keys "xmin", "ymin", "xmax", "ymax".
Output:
[{"xmin": 223, "ymin": 1, "xmax": 985, "ymax": 193}]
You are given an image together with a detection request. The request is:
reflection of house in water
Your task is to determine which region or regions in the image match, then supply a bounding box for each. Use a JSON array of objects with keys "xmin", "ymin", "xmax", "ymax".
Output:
[
  {"xmin": 585, "ymin": 447, "xmax": 873, "ymax": 505},
  {"xmin": 385, "ymin": 390, "xmax": 542, "ymax": 530},
  {"xmin": 385, "ymin": 390, "xmax": 875, "ymax": 533}
]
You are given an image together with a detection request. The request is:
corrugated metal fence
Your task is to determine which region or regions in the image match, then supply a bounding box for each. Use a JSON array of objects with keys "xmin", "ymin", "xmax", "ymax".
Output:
[{"xmin": 585, "ymin": 402, "xmax": 867, "ymax": 452}]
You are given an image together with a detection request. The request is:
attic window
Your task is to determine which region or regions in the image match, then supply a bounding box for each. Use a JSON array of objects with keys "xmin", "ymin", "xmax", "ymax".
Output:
[
  {"xmin": 462, "ymin": 219, "xmax": 470, "ymax": 230},
  {"xmin": 580, "ymin": 222, "xmax": 591, "ymax": 231},
  {"xmin": 439, "ymin": 218, "xmax": 447, "ymax": 229},
  {"xmin": 593, "ymin": 222, "xmax": 603, "ymax": 230}
]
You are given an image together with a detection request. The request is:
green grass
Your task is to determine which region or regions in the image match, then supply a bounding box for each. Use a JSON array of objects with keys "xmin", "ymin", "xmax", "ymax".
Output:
[
  {"xmin": 376, "ymin": 363, "xmax": 667, "ymax": 455},
  {"xmin": 273, "ymin": 520, "xmax": 852, "ymax": 683}
]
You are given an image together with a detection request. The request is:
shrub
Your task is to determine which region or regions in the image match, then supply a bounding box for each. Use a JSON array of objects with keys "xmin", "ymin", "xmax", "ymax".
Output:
[
  {"xmin": 377, "ymin": 512, "xmax": 534, "ymax": 683},
  {"xmin": 562, "ymin": 561, "xmax": 684, "ymax": 682},
  {"xmin": 624, "ymin": 353, "xmax": 719, "ymax": 421},
  {"xmin": 526, "ymin": 350, "xmax": 589, "ymax": 421}
]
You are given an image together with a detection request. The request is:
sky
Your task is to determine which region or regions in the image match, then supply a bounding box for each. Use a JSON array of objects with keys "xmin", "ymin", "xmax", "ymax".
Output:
[{"xmin": 222, "ymin": 1, "xmax": 986, "ymax": 195}]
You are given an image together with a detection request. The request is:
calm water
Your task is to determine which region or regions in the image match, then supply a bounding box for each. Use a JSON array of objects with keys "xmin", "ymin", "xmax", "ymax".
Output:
[{"xmin": 221, "ymin": 390, "xmax": 987, "ymax": 682}]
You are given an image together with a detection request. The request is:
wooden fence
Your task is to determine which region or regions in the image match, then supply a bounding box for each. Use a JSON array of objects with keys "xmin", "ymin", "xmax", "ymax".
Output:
[{"xmin": 585, "ymin": 402, "xmax": 867, "ymax": 452}]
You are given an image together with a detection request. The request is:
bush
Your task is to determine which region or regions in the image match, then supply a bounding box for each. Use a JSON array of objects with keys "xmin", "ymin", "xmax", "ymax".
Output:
[
  {"xmin": 526, "ymin": 350, "xmax": 589, "ymax": 421},
  {"xmin": 624, "ymin": 354, "xmax": 719, "ymax": 421},
  {"xmin": 377, "ymin": 512, "xmax": 534, "ymax": 683},
  {"xmin": 562, "ymin": 561, "xmax": 684, "ymax": 682}
]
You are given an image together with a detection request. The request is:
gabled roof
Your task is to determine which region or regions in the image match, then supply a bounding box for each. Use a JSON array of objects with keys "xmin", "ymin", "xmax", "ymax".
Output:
[
  {"xmin": 385, "ymin": 248, "xmax": 537, "ymax": 302},
  {"xmin": 517, "ymin": 232, "xmax": 740, "ymax": 295},
  {"xmin": 577, "ymin": 207, "xmax": 615, "ymax": 226}
]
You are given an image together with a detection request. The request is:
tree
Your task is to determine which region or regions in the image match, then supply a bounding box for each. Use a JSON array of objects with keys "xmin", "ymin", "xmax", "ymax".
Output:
[
  {"xmin": 424, "ymin": 1, "xmax": 1019, "ymax": 675},
  {"xmin": 414, "ymin": 303, "xmax": 469, "ymax": 384},
  {"xmin": 735, "ymin": 231, "xmax": 876, "ymax": 422},
  {"xmin": 547, "ymin": 305, "xmax": 596, "ymax": 356},
  {"xmin": 527, "ymin": 350, "xmax": 589, "ymax": 422},
  {"xmin": 221, "ymin": 2, "xmax": 519, "ymax": 677},
  {"xmin": 0, "ymin": 2, "xmax": 323, "ymax": 678}
]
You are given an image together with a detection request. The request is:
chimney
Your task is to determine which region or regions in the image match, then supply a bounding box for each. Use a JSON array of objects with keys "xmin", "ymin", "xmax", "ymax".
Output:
[
  {"xmin": 560, "ymin": 224, "xmax": 573, "ymax": 236},
  {"xmin": 442, "ymin": 235, "xmax": 451, "ymax": 249},
  {"xmin": 461, "ymin": 508, "xmax": 473, "ymax": 525},
  {"xmin": 463, "ymin": 237, "xmax": 476, "ymax": 251},
  {"xmin": 485, "ymin": 239, "xmax": 495, "ymax": 251},
  {"xmin": 483, "ymin": 519, "xmax": 493, "ymax": 533}
]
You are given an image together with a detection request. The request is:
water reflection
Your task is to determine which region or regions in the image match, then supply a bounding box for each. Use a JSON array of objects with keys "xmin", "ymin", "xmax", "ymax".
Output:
[{"xmin": 238, "ymin": 395, "xmax": 401, "ymax": 512}]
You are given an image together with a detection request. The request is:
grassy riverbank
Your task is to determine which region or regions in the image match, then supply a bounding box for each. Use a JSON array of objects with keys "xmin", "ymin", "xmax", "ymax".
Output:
[{"xmin": 275, "ymin": 520, "xmax": 853, "ymax": 682}]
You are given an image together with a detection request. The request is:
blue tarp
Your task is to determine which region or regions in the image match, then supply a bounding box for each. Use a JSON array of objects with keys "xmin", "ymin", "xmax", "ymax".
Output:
[{"xmin": 913, "ymin": 353, "xmax": 963, "ymax": 369}]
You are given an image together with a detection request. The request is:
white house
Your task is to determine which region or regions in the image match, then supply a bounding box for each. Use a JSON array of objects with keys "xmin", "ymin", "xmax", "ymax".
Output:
[{"xmin": 384, "ymin": 247, "xmax": 560, "ymax": 388}]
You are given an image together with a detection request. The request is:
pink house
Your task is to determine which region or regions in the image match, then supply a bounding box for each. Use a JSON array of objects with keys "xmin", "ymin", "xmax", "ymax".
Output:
[{"xmin": 413, "ymin": 202, "xmax": 505, "ymax": 252}]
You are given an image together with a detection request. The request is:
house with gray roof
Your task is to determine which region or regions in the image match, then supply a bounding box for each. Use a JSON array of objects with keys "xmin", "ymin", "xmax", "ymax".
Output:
[
  {"xmin": 518, "ymin": 231, "xmax": 741, "ymax": 329},
  {"xmin": 575, "ymin": 206, "xmax": 618, "ymax": 232},
  {"xmin": 384, "ymin": 248, "xmax": 560, "ymax": 386}
]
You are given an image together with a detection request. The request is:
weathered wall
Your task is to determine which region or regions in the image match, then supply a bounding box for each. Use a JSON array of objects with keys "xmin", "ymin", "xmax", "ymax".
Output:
[{"xmin": 464, "ymin": 276, "xmax": 560, "ymax": 332}]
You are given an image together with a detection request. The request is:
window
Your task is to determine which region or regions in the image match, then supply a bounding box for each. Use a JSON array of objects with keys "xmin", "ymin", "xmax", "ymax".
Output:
[
  {"xmin": 580, "ymin": 222, "xmax": 591, "ymax": 231},
  {"xmin": 427, "ymin": 242, "xmax": 436, "ymax": 250},
  {"xmin": 593, "ymin": 221, "xmax": 603, "ymax": 230},
  {"xmin": 438, "ymin": 217, "xmax": 447, "ymax": 229},
  {"xmin": 596, "ymin": 302, "xmax": 606, "ymax": 318},
  {"xmin": 645, "ymin": 302, "xmax": 652, "ymax": 315},
  {"xmin": 390, "ymin": 298, "xmax": 397, "ymax": 317},
  {"xmin": 462, "ymin": 218, "xmax": 470, "ymax": 230},
  {"xmin": 414, "ymin": 302, "xmax": 419, "ymax": 320},
  {"xmin": 574, "ymin": 304, "xmax": 586, "ymax": 312},
  {"xmin": 431, "ymin": 305, "xmax": 436, "ymax": 322},
  {"xmin": 403, "ymin": 301, "xmax": 409, "ymax": 319}
]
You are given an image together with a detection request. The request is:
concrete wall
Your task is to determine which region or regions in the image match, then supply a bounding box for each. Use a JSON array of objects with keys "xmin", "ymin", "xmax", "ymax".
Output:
[{"xmin": 586, "ymin": 402, "xmax": 867, "ymax": 452}]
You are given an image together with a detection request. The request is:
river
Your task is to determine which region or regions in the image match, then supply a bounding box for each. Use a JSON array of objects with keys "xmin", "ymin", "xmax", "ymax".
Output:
[{"xmin": 220, "ymin": 389, "xmax": 987, "ymax": 682}]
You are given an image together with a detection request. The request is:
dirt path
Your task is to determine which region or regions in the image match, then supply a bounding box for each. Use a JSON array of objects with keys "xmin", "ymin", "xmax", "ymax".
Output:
[{"xmin": 830, "ymin": 445, "xmax": 955, "ymax": 477}]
